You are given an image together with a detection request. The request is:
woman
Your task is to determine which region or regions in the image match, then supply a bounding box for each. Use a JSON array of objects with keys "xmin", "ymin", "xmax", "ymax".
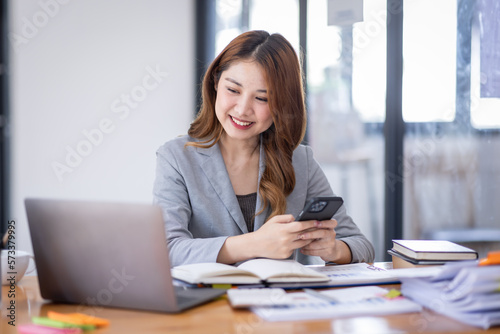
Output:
[{"xmin": 153, "ymin": 30, "xmax": 374, "ymax": 267}]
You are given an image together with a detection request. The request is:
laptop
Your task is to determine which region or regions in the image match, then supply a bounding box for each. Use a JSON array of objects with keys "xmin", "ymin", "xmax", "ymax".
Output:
[{"xmin": 25, "ymin": 198, "xmax": 225, "ymax": 313}]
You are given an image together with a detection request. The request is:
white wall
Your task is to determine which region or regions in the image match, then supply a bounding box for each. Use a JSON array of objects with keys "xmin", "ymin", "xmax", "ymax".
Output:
[{"xmin": 8, "ymin": 0, "xmax": 194, "ymax": 253}]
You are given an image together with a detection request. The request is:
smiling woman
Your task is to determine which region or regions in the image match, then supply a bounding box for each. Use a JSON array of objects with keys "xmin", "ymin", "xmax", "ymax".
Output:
[
  {"xmin": 188, "ymin": 31, "xmax": 306, "ymax": 219},
  {"xmin": 153, "ymin": 30, "xmax": 374, "ymax": 268}
]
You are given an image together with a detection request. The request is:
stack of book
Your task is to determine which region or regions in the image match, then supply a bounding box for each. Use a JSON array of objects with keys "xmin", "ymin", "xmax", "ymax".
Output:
[
  {"xmin": 399, "ymin": 257, "xmax": 500, "ymax": 329},
  {"xmin": 388, "ymin": 239, "xmax": 478, "ymax": 268}
]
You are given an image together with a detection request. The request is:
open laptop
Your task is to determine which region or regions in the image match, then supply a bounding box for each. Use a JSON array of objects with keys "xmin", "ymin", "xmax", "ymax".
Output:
[{"xmin": 25, "ymin": 198, "xmax": 225, "ymax": 313}]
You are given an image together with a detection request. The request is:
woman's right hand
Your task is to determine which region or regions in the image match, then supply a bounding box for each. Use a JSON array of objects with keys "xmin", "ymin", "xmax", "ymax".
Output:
[
  {"xmin": 217, "ymin": 214, "xmax": 322, "ymax": 264},
  {"xmin": 251, "ymin": 214, "xmax": 320, "ymax": 259}
]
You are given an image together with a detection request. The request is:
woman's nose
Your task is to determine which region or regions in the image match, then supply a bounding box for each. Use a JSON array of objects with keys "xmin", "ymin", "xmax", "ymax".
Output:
[{"xmin": 234, "ymin": 95, "xmax": 252, "ymax": 115}]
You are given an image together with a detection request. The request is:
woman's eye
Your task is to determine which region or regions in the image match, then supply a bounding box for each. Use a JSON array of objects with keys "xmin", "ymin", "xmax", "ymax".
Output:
[
  {"xmin": 227, "ymin": 87, "xmax": 238, "ymax": 93},
  {"xmin": 256, "ymin": 97, "xmax": 268, "ymax": 102}
]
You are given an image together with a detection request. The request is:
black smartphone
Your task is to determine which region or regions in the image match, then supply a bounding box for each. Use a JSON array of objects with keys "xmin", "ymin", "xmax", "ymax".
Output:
[{"xmin": 295, "ymin": 196, "xmax": 344, "ymax": 221}]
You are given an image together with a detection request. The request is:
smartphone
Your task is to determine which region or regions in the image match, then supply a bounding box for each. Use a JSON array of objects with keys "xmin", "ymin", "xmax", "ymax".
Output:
[{"xmin": 295, "ymin": 196, "xmax": 344, "ymax": 221}]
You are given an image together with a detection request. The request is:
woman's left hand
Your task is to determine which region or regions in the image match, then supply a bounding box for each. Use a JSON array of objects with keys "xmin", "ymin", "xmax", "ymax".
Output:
[{"xmin": 297, "ymin": 219, "xmax": 352, "ymax": 264}]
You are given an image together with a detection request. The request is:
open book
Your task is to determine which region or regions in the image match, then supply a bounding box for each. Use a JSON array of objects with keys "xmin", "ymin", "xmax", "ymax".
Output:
[{"xmin": 171, "ymin": 259, "xmax": 329, "ymax": 285}]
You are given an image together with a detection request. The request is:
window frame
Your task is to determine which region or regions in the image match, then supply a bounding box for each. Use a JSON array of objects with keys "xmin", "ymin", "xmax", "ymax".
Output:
[{"xmin": 197, "ymin": 0, "xmax": 500, "ymax": 261}]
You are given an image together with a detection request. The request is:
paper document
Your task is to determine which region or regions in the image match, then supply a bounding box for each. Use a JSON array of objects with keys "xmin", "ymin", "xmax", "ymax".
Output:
[
  {"xmin": 391, "ymin": 260, "xmax": 478, "ymax": 280},
  {"xmin": 400, "ymin": 263, "xmax": 500, "ymax": 329},
  {"xmin": 252, "ymin": 286, "xmax": 422, "ymax": 322},
  {"xmin": 268, "ymin": 263, "xmax": 400, "ymax": 288}
]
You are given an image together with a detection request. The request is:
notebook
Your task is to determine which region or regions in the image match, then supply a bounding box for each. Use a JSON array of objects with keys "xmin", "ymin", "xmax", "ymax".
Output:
[
  {"xmin": 392, "ymin": 239, "xmax": 478, "ymax": 261},
  {"xmin": 25, "ymin": 198, "xmax": 225, "ymax": 313}
]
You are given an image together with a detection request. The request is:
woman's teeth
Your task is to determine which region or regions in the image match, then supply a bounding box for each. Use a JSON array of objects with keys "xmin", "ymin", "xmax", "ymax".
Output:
[{"xmin": 231, "ymin": 116, "xmax": 252, "ymax": 126}]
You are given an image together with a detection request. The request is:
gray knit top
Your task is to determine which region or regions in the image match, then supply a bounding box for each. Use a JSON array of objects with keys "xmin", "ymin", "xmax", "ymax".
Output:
[{"xmin": 236, "ymin": 193, "xmax": 257, "ymax": 232}]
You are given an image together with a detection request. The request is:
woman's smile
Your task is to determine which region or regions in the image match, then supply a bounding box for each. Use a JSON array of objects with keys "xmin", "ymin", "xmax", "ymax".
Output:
[{"xmin": 230, "ymin": 115, "xmax": 254, "ymax": 129}]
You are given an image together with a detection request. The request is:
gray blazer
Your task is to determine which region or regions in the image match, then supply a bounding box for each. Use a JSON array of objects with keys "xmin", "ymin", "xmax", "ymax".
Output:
[{"xmin": 153, "ymin": 135, "xmax": 374, "ymax": 267}]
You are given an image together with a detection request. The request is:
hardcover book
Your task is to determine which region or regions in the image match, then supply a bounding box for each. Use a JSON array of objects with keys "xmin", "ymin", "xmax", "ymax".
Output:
[
  {"xmin": 392, "ymin": 240, "xmax": 478, "ymax": 261},
  {"xmin": 388, "ymin": 249, "xmax": 446, "ymax": 269}
]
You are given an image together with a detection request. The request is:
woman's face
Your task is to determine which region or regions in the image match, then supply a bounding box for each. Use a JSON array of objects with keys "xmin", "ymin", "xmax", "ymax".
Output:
[{"xmin": 215, "ymin": 60, "xmax": 273, "ymax": 144}]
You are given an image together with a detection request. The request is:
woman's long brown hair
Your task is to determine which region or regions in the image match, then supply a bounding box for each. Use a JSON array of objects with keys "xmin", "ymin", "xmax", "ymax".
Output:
[{"xmin": 187, "ymin": 30, "xmax": 306, "ymax": 219}]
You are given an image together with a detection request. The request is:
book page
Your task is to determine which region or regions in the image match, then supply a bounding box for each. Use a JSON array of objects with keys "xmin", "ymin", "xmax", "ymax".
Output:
[
  {"xmin": 237, "ymin": 259, "xmax": 328, "ymax": 282},
  {"xmin": 171, "ymin": 262, "xmax": 260, "ymax": 284},
  {"xmin": 252, "ymin": 286, "xmax": 422, "ymax": 322},
  {"xmin": 266, "ymin": 263, "xmax": 403, "ymax": 289}
]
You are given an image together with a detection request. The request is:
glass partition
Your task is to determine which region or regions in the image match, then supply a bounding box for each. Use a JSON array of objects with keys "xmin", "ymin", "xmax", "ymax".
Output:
[
  {"xmin": 306, "ymin": 0, "xmax": 386, "ymax": 260},
  {"xmin": 402, "ymin": 0, "xmax": 500, "ymax": 257},
  {"xmin": 212, "ymin": 0, "xmax": 500, "ymax": 260}
]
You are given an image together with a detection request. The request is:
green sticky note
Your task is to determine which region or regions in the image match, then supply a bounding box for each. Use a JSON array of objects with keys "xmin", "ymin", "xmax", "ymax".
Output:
[
  {"xmin": 212, "ymin": 284, "xmax": 232, "ymax": 289},
  {"xmin": 32, "ymin": 317, "xmax": 96, "ymax": 330}
]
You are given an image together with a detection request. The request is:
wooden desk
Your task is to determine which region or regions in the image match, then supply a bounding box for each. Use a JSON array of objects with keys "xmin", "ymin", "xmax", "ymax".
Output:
[{"xmin": 2, "ymin": 276, "xmax": 499, "ymax": 334}]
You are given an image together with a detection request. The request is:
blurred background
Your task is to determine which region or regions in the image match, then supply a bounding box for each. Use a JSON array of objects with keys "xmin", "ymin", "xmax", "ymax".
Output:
[{"xmin": 1, "ymin": 0, "xmax": 499, "ymax": 261}]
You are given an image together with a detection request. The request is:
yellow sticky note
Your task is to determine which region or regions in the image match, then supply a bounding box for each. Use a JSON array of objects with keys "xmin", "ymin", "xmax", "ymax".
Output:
[{"xmin": 384, "ymin": 289, "xmax": 402, "ymax": 299}]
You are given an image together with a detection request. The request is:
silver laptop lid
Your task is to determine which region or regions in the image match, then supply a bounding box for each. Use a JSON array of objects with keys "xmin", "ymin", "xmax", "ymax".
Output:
[{"xmin": 25, "ymin": 198, "xmax": 183, "ymax": 313}]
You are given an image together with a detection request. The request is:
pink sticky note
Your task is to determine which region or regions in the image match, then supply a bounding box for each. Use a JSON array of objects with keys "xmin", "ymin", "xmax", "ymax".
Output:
[{"xmin": 18, "ymin": 324, "xmax": 83, "ymax": 334}]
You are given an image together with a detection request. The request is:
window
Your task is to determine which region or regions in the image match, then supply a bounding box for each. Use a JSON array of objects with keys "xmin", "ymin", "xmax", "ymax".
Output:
[
  {"xmin": 470, "ymin": 0, "xmax": 500, "ymax": 129},
  {"xmin": 403, "ymin": 0, "xmax": 457, "ymax": 123},
  {"xmin": 215, "ymin": 0, "xmax": 386, "ymax": 259},
  {"xmin": 215, "ymin": 0, "xmax": 299, "ymax": 57},
  {"xmin": 209, "ymin": 0, "xmax": 500, "ymax": 260}
]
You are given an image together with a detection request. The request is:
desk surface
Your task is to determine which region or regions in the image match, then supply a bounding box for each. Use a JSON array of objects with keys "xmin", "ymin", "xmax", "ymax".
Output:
[{"xmin": 2, "ymin": 276, "xmax": 499, "ymax": 334}]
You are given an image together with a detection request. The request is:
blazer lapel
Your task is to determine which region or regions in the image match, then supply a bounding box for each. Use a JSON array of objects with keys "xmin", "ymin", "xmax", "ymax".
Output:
[
  {"xmin": 196, "ymin": 143, "xmax": 248, "ymax": 234},
  {"xmin": 254, "ymin": 139, "xmax": 270, "ymax": 230}
]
